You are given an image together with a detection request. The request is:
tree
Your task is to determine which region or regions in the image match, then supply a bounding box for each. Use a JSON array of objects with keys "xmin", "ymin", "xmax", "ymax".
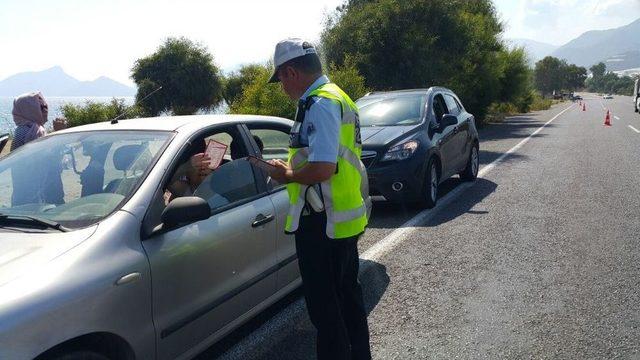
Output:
[
  {"xmin": 131, "ymin": 37, "xmax": 224, "ymax": 116},
  {"xmin": 590, "ymin": 62, "xmax": 606, "ymax": 78},
  {"xmin": 565, "ymin": 64, "xmax": 587, "ymax": 91},
  {"xmin": 497, "ymin": 47, "xmax": 531, "ymax": 103},
  {"xmin": 229, "ymin": 64, "xmax": 296, "ymax": 119},
  {"xmin": 534, "ymin": 56, "xmax": 566, "ymax": 96},
  {"xmin": 586, "ymin": 62, "xmax": 634, "ymax": 96},
  {"xmin": 327, "ymin": 57, "xmax": 370, "ymax": 101},
  {"xmin": 224, "ymin": 64, "xmax": 265, "ymax": 107},
  {"xmin": 321, "ymin": 0, "xmax": 507, "ymax": 119},
  {"xmin": 228, "ymin": 61, "xmax": 370, "ymax": 119}
]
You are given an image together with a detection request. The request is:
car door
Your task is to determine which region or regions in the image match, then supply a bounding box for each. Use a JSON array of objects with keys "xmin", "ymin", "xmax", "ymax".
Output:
[
  {"xmin": 141, "ymin": 126, "xmax": 278, "ymax": 360},
  {"xmin": 244, "ymin": 123, "xmax": 300, "ymax": 290},
  {"xmin": 444, "ymin": 93, "xmax": 469, "ymax": 172},
  {"xmin": 431, "ymin": 93, "xmax": 457, "ymax": 178}
]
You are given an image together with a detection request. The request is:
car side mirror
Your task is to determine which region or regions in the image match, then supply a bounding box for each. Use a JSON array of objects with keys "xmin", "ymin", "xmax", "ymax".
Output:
[
  {"xmin": 439, "ymin": 114, "xmax": 458, "ymax": 129},
  {"xmin": 161, "ymin": 196, "xmax": 210, "ymax": 230}
]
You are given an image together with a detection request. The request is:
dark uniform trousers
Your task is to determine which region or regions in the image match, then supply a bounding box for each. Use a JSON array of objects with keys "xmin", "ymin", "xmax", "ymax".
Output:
[{"xmin": 295, "ymin": 210, "xmax": 372, "ymax": 360}]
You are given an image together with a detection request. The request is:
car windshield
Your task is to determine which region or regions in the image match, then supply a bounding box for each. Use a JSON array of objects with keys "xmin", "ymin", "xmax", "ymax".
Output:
[
  {"xmin": 0, "ymin": 131, "xmax": 171, "ymax": 229},
  {"xmin": 357, "ymin": 94, "xmax": 427, "ymax": 127}
]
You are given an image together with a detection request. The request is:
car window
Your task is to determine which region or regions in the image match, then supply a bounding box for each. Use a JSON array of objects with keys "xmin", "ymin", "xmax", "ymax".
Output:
[
  {"xmin": 433, "ymin": 94, "xmax": 449, "ymax": 122},
  {"xmin": 444, "ymin": 94, "xmax": 460, "ymax": 116},
  {"xmin": 454, "ymin": 97, "xmax": 464, "ymax": 112},
  {"xmin": 158, "ymin": 126, "xmax": 267, "ymax": 219},
  {"xmin": 357, "ymin": 94, "xmax": 427, "ymax": 127},
  {"xmin": 249, "ymin": 129, "xmax": 289, "ymax": 161},
  {"xmin": 193, "ymin": 160, "xmax": 259, "ymax": 211}
]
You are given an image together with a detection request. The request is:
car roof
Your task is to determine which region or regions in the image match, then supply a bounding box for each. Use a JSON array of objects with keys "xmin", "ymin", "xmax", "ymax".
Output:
[
  {"xmin": 54, "ymin": 114, "xmax": 293, "ymax": 135},
  {"xmin": 359, "ymin": 87, "xmax": 453, "ymax": 99}
]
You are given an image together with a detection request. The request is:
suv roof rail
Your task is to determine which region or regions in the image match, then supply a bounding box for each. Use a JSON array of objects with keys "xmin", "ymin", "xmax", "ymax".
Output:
[{"xmin": 363, "ymin": 88, "xmax": 432, "ymax": 96}]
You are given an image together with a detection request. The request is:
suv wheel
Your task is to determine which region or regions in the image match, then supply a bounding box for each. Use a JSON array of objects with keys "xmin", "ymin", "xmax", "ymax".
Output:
[
  {"xmin": 460, "ymin": 143, "xmax": 479, "ymax": 181},
  {"xmin": 420, "ymin": 158, "xmax": 438, "ymax": 209}
]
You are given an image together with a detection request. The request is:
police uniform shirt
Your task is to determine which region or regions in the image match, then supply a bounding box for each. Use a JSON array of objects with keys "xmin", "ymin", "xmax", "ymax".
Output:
[{"xmin": 297, "ymin": 75, "xmax": 341, "ymax": 164}]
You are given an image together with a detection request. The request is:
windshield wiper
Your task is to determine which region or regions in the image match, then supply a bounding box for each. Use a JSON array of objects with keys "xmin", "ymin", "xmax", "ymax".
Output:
[{"xmin": 0, "ymin": 213, "xmax": 69, "ymax": 232}]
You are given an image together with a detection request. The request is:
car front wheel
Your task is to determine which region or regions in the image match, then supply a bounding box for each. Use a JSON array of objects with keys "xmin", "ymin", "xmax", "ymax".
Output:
[
  {"xmin": 460, "ymin": 143, "xmax": 479, "ymax": 181},
  {"xmin": 420, "ymin": 158, "xmax": 439, "ymax": 209}
]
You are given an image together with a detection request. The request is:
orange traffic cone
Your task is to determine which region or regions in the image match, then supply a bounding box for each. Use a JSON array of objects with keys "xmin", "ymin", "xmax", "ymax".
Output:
[
  {"xmin": 583, "ymin": 103, "xmax": 586, "ymax": 111},
  {"xmin": 604, "ymin": 110, "xmax": 611, "ymax": 126}
]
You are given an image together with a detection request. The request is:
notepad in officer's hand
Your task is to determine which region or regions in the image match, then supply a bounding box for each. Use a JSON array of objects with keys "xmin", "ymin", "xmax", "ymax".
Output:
[{"xmin": 247, "ymin": 155, "xmax": 277, "ymax": 171}]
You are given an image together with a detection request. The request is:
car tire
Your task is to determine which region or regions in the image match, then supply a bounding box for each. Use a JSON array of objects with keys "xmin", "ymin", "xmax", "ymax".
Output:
[
  {"xmin": 419, "ymin": 158, "xmax": 439, "ymax": 209},
  {"xmin": 459, "ymin": 143, "xmax": 479, "ymax": 181},
  {"xmin": 50, "ymin": 351, "xmax": 111, "ymax": 360}
]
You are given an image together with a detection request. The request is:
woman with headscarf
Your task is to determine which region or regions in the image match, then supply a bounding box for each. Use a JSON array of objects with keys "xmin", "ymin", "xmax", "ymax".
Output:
[
  {"xmin": 10, "ymin": 92, "xmax": 66, "ymax": 206},
  {"xmin": 10, "ymin": 92, "xmax": 65, "ymax": 150}
]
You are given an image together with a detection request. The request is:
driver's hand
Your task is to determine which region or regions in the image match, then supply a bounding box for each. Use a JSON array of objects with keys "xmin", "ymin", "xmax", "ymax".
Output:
[
  {"xmin": 53, "ymin": 117, "xmax": 67, "ymax": 131},
  {"xmin": 190, "ymin": 153, "xmax": 211, "ymax": 170}
]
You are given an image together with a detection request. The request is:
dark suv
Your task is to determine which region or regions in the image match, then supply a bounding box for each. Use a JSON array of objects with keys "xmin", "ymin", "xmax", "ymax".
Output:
[{"xmin": 356, "ymin": 88, "xmax": 479, "ymax": 208}]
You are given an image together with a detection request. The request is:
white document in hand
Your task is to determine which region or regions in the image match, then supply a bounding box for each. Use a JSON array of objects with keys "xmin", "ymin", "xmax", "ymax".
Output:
[{"xmin": 205, "ymin": 140, "xmax": 227, "ymax": 169}]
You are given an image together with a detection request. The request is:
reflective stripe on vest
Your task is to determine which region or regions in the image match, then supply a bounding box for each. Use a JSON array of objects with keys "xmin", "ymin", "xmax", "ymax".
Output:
[{"xmin": 285, "ymin": 83, "xmax": 368, "ymax": 239}]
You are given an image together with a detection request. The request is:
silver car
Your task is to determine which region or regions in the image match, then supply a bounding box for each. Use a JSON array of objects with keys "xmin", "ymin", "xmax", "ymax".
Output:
[{"xmin": 0, "ymin": 115, "xmax": 370, "ymax": 360}]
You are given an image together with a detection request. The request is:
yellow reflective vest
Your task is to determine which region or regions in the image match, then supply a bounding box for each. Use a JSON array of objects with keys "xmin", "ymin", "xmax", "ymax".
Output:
[{"xmin": 285, "ymin": 82, "xmax": 368, "ymax": 239}]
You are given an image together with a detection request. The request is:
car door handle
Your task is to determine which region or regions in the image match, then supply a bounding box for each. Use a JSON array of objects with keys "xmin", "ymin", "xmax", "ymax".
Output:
[{"xmin": 252, "ymin": 213, "xmax": 274, "ymax": 228}]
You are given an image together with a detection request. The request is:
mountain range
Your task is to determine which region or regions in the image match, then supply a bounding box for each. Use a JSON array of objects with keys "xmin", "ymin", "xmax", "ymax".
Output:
[
  {"xmin": 0, "ymin": 66, "xmax": 136, "ymax": 97},
  {"xmin": 509, "ymin": 17, "xmax": 640, "ymax": 72}
]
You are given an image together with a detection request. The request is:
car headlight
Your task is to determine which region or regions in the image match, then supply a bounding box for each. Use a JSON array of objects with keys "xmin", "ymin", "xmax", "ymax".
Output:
[{"xmin": 382, "ymin": 140, "xmax": 419, "ymax": 161}]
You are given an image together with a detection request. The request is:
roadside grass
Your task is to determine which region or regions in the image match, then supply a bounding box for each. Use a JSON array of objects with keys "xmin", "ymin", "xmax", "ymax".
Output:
[{"xmin": 484, "ymin": 94, "xmax": 559, "ymax": 124}]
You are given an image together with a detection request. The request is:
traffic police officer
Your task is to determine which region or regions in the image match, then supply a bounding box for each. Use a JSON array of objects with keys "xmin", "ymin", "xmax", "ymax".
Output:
[{"xmin": 266, "ymin": 38, "xmax": 371, "ymax": 360}]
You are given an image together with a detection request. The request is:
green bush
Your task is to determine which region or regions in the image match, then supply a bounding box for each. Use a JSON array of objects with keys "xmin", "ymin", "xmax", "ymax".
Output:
[
  {"xmin": 61, "ymin": 98, "xmax": 146, "ymax": 128},
  {"xmin": 224, "ymin": 64, "xmax": 265, "ymax": 107},
  {"xmin": 328, "ymin": 57, "xmax": 370, "ymax": 101},
  {"xmin": 529, "ymin": 92, "xmax": 554, "ymax": 111},
  {"xmin": 229, "ymin": 64, "xmax": 296, "ymax": 119}
]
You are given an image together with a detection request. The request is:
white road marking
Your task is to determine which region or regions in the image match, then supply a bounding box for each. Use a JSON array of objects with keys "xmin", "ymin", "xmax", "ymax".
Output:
[
  {"xmin": 361, "ymin": 104, "xmax": 576, "ymax": 264},
  {"xmin": 629, "ymin": 125, "xmax": 640, "ymax": 134},
  {"xmin": 614, "ymin": 116, "xmax": 621, "ymax": 121}
]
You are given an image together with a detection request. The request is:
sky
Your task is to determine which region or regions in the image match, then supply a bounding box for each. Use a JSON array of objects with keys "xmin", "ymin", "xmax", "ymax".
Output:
[{"xmin": 0, "ymin": 0, "xmax": 638, "ymax": 86}]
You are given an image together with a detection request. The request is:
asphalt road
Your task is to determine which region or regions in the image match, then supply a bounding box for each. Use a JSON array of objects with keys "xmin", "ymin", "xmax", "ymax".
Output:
[{"xmin": 198, "ymin": 94, "xmax": 640, "ymax": 359}]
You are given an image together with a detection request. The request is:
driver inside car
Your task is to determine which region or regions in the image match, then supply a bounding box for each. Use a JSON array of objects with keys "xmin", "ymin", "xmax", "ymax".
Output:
[{"xmin": 164, "ymin": 138, "xmax": 213, "ymax": 204}]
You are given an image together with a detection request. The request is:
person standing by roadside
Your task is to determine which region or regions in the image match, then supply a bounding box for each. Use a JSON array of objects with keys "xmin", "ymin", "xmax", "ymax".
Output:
[
  {"xmin": 266, "ymin": 38, "xmax": 371, "ymax": 360},
  {"xmin": 10, "ymin": 92, "xmax": 67, "ymax": 205},
  {"xmin": 10, "ymin": 92, "xmax": 66, "ymax": 151}
]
